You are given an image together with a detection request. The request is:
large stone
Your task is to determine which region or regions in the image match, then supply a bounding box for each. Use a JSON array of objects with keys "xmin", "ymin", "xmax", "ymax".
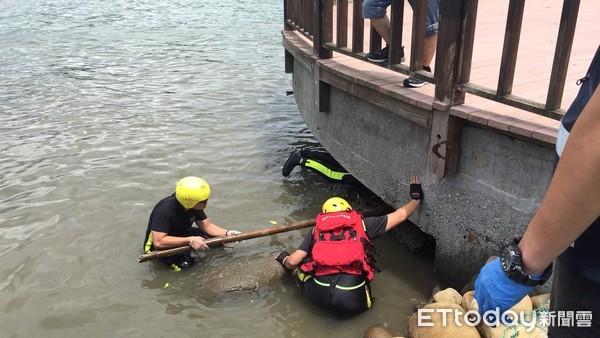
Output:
[
  {"xmin": 196, "ymin": 256, "xmax": 285, "ymax": 301},
  {"xmin": 531, "ymin": 293, "xmax": 550, "ymax": 309},
  {"xmin": 479, "ymin": 319, "xmax": 547, "ymax": 338},
  {"xmin": 432, "ymin": 287, "xmax": 462, "ymax": 305},
  {"xmin": 363, "ymin": 325, "xmax": 394, "ymax": 338},
  {"xmin": 464, "ymin": 294, "xmax": 544, "ymax": 338},
  {"xmin": 408, "ymin": 302, "xmax": 481, "ymax": 338}
]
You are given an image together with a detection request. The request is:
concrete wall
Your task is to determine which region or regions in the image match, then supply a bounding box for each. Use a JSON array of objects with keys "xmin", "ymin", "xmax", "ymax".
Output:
[{"xmin": 292, "ymin": 58, "xmax": 555, "ymax": 288}]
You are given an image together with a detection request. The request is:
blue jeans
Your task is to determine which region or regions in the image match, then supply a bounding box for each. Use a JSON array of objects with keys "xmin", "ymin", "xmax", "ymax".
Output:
[{"xmin": 362, "ymin": 0, "xmax": 439, "ymax": 37}]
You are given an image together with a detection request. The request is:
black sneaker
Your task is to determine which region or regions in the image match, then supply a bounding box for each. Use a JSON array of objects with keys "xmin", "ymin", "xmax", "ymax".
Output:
[
  {"xmin": 367, "ymin": 45, "xmax": 405, "ymax": 63},
  {"xmin": 367, "ymin": 46, "xmax": 389, "ymax": 63},
  {"xmin": 282, "ymin": 151, "xmax": 305, "ymax": 177},
  {"xmin": 403, "ymin": 66, "xmax": 431, "ymax": 88}
]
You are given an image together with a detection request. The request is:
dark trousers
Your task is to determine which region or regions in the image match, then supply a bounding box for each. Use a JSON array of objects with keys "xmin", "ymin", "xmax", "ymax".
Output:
[{"xmin": 548, "ymin": 256, "xmax": 600, "ymax": 337}]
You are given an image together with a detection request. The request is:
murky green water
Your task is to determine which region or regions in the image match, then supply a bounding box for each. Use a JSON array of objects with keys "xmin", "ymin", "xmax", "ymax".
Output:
[{"xmin": 0, "ymin": 0, "xmax": 434, "ymax": 336}]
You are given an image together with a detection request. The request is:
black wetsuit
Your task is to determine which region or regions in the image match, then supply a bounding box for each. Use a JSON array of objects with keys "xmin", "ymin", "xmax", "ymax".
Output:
[
  {"xmin": 296, "ymin": 215, "xmax": 387, "ymax": 316},
  {"xmin": 143, "ymin": 194, "xmax": 209, "ymax": 269},
  {"xmin": 300, "ymin": 147, "xmax": 359, "ymax": 184}
]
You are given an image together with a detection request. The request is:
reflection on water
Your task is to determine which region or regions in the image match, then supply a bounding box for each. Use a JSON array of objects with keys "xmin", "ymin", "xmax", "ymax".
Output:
[{"xmin": 0, "ymin": 0, "xmax": 434, "ymax": 336}]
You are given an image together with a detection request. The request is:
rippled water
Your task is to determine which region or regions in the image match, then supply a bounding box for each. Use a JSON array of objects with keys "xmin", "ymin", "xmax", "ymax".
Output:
[{"xmin": 0, "ymin": 0, "xmax": 434, "ymax": 336}]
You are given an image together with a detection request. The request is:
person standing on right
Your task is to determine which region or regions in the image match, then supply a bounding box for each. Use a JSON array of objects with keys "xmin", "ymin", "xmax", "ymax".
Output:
[
  {"xmin": 474, "ymin": 45, "xmax": 600, "ymax": 336},
  {"xmin": 363, "ymin": 0, "xmax": 440, "ymax": 88}
]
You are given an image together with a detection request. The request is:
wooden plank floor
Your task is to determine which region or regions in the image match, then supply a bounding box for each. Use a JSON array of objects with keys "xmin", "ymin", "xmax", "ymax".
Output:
[
  {"xmin": 346, "ymin": 0, "xmax": 600, "ymax": 109},
  {"xmin": 460, "ymin": 1, "xmax": 598, "ymax": 111},
  {"xmin": 320, "ymin": 0, "xmax": 600, "ymax": 143}
]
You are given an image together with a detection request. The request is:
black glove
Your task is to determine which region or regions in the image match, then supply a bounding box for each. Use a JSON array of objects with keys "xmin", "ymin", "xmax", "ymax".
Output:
[
  {"xmin": 410, "ymin": 183, "xmax": 424, "ymax": 201},
  {"xmin": 275, "ymin": 251, "xmax": 290, "ymax": 267}
]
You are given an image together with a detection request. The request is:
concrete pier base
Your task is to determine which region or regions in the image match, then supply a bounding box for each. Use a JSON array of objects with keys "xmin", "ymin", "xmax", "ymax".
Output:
[{"xmin": 286, "ymin": 34, "xmax": 555, "ymax": 288}]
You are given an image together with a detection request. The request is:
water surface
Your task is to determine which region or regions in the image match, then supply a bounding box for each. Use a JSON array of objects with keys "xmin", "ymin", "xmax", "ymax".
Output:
[{"xmin": 0, "ymin": 0, "xmax": 435, "ymax": 336}]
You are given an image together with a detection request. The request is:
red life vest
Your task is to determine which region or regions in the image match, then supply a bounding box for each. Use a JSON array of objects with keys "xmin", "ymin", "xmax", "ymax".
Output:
[{"xmin": 300, "ymin": 210, "xmax": 376, "ymax": 281}]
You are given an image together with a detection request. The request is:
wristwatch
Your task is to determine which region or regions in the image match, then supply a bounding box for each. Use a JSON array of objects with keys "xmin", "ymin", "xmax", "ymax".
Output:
[{"xmin": 500, "ymin": 238, "xmax": 553, "ymax": 286}]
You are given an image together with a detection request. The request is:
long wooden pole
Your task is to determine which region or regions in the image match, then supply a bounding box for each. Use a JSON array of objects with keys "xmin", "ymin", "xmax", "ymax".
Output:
[{"xmin": 138, "ymin": 207, "xmax": 392, "ymax": 263}]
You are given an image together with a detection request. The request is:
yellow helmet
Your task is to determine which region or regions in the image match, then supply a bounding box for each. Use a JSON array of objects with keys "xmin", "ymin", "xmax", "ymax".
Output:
[
  {"xmin": 322, "ymin": 197, "xmax": 352, "ymax": 213},
  {"xmin": 175, "ymin": 176, "xmax": 211, "ymax": 209}
]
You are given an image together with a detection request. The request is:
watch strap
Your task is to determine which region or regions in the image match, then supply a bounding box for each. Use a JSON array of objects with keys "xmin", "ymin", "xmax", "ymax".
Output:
[{"xmin": 501, "ymin": 239, "xmax": 553, "ymax": 286}]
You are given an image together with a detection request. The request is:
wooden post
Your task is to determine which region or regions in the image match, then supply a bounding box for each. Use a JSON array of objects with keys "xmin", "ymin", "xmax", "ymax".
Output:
[
  {"xmin": 546, "ymin": 0, "xmax": 580, "ymax": 111},
  {"xmin": 428, "ymin": 111, "xmax": 463, "ymax": 177},
  {"xmin": 312, "ymin": 0, "xmax": 332, "ymax": 113},
  {"xmin": 283, "ymin": 0, "xmax": 293, "ymax": 31},
  {"xmin": 389, "ymin": 0, "xmax": 405, "ymax": 66},
  {"xmin": 313, "ymin": 0, "xmax": 333, "ymax": 112},
  {"xmin": 368, "ymin": 0, "xmax": 382, "ymax": 56},
  {"xmin": 314, "ymin": 0, "xmax": 333, "ymax": 59},
  {"xmin": 429, "ymin": 0, "xmax": 475, "ymax": 178},
  {"xmin": 285, "ymin": 49, "xmax": 294, "ymax": 74},
  {"xmin": 497, "ymin": 0, "xmax": 525, "ymax": 97},
  {"xmin": 352, "ymin": 0, "xmax": 364, "ymax": 53},
  {"xmin": 456, "ymin": 0, "xmax": 478, "ymax": 91},
  {"xmin": 337, "ymin": 0, "xmax": 349, "ymax": 48},
  {"xmin": 435, "ymin": 0, "xmax": 474, "ymax": 106},
  {"xmin": 315, "ymin": 63, "xmax": 330, "ymax": 113},
  {"xmin": 410, "ymin": 0, "xmax": 427, "ymax": 72},
  {"xmin": 369, "ymin": 26, "xmax": 383, "ymax": 56}
]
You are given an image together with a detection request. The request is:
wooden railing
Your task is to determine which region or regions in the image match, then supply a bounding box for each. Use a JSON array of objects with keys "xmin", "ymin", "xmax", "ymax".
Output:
[{"xmin": 283, "ymin": 0, "xmax": 581, "ymax": 120}]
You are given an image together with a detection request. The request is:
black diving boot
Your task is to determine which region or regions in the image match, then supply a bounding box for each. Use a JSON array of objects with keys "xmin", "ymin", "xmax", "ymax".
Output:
[{"xmin": 282, "ymin": 151, "xmax": 305, "ymax": 176}]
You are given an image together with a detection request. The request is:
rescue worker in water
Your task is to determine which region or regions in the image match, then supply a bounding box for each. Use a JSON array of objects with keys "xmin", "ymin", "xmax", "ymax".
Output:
[
  {"xmin": 142, "ymin": 176, "xmax": 241, "ymax": 271},
  {"xmin": 276, "ymin": 176, "xmax": 424, "ymax": 316}
]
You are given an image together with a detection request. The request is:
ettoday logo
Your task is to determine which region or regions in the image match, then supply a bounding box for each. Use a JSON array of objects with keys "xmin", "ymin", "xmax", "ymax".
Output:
[{"xmin": 417, "ymin": 307, "xmax": 593, "ymax": 331}]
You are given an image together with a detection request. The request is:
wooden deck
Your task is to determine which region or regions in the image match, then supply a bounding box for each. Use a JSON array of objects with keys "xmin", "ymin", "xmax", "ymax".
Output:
[{"xmin": 288, "ymin": 0, "xmax": 599, "ymax": 144}]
